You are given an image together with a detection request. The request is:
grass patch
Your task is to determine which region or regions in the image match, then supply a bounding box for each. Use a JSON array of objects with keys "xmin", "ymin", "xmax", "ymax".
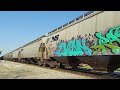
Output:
[
  {"xmin": 79, "ymin": 64, "xmax": 92, "ymax": 69},
  {"xmin": 79, "ymin": 64, "xmax": 120, "ymax": 72},
  {"xmin": 83, "ymin": 65, "xmax": 92, "ymax": 69},
  {"xmin": 115, "ymin": 68, "xmax": 120, "ymax": 72}
]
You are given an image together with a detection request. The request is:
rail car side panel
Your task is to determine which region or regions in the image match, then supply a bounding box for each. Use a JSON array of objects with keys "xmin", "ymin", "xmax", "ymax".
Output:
[
  {"xmin": 91, "ymin": 11, "xmax": 120, "ymax": 55},
  {"xmin": 49, "ymin": 11, "xmax": 120, "ymax": 57},
  {"xmin": 3, "ymin": 54, "xmax": 7, "ymax": 60},
  {"xmin": 46, "ymin": 11, "xmax": 120, "ymax": 71},
  {"xmin": 48, "ymin": 12, "xmax": 97, "ymax": 57},
  {"xmin": 21, "ymin": 40, "xmax": 42, "ymax": 58},
  {"xmin": 8, "ymin": 52, "xmax": 13, "ymax": 60},
  {"xmin": 46, "ymin": 28, "xmax": 67, "ymax": 58},
  {"xmin": 12, "ymin": 49, "xmax": 21, "ymax": 59}
]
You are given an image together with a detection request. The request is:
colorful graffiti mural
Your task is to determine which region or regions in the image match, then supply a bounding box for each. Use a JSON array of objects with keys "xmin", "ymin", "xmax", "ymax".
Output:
[
  {"xmin": 54, "ymin": 37, "xmax": 92, "ymax": 56},
  {"xmin": 91, "ymin": 26, "xmax": 120, "ymax": 55},
  {"xmin": 53, "ymin": 25, "xmax": 120, "ymax": 56}
]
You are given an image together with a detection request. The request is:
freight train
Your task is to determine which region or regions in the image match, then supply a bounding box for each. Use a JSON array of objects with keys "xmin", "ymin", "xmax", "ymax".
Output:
[
  {"xmin": 0, "ymin": 49, "xmax": 3, "ymax": 60},
  {"xmin": 1, "ymin": 11, "xmax": 120, "ymax": 73}
]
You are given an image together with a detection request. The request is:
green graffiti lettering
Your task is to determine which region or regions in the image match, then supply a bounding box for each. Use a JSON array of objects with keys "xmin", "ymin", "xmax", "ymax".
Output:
[
  {"xmin": 104, "ymin": 44, "xmax": 120, "ymax": 54},
  {"xmin": 95, "ymin": 32, "xmax": 109, "ymax": 44},
  {"xmin": 114, "ymin": 26, "xmax": 120, "ymax": 37},
  {"xmin": 80, "ymin": 38, "xmax": 92, "ymax": 55},
  {"xmin": 92, "ymin": 26, "xmax": 120, "ymax": 55},
  {"xmin": 106, "ymin": 27, "xmax": 120, "ymax": 44},
  {"xmin": 90, "ymin": 44, "xmax": 108, "ymax": 55}
]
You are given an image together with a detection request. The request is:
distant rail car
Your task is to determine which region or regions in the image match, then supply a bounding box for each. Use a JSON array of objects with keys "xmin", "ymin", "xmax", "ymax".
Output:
[{"xmin": 1, "ymin": 11, "xmax": 120, "ymax": 72}]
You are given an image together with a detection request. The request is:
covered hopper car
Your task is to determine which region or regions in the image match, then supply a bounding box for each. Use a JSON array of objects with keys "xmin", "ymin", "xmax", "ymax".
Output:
[{"xmin": 1, "ymin": 11, "xmax": 120, "ymax": 72}]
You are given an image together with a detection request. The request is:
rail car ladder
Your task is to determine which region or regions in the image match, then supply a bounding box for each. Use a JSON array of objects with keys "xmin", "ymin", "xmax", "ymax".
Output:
[{"xmin": 39, "ymin": 43, "xmax": 46, "ymax": 63}]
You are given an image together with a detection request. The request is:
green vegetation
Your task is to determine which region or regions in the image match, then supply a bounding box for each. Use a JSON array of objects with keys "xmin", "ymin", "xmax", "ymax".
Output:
[
  {"xmin": 83, "ymin": 65, "xmax": 120, "ymax": 72},
  {"xmin": 80, "ymin": 64, "xmax": 92, "ymax": 69},
  {"xmin": 115, "ymin": 68, "xmax": 120, "ymax": 72},
  {"xmin": 83, "ymin": 65, "xmax": 92, "ymax": 69},
  {"xmin": 80, "ymin": 64, "xmax": 120, "ymax": 72}
]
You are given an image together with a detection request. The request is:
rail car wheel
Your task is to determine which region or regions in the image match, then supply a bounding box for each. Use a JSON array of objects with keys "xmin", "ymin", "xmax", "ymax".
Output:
[
  {"xmin": 13, "ymin": 59, "xmax": 15, "ymax": 62},
  {"xmin": 71, "ymin": 66, "xmax": 78, "ymax": 69},
  {"xmin": 69, "ymin": 63, "xmax": 78, "ymax": 69},
  {"xmin": 43, "ymin": 63, "xmax": 49, "ymax": 67},
  {"xmin": 55, "ymin": 63, "xmax": 61, "ymax": 68},
  {"xmin": 107, "ymin": 64, "xmax": 120, "ymax": 73},
  {"xmin": 107, "ymin": 67, "xmax": 114, "ymax": 73},
  {"xmin": 18, "ymin": 60, "xmax": 20, "ymax": 62},
  {"xmin": 38, "ymin": 61, "xmax": 44, "ymax": 66},
  {"xmin": 25, "ymin": 60, "xmax": 28, "ymax": 64}
]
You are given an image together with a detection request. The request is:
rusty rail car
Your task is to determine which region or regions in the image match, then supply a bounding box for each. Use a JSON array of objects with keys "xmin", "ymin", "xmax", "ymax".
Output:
[{"xmin": 1, "ymin": 11, "xmax": 120, "ymax": 72}]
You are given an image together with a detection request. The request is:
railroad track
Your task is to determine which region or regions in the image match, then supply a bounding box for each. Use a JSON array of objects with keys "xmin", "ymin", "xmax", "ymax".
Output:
[
  {"xmin": 52, "ymin": 67, "xmax": 120, "ymax": 79},
  {"xmin": 7, "ymin": 60, "xmax": 120, "ymax": 79},
  {"xmin": 74, "ymin": 68, "xmax": 120, "ymax": 79}
]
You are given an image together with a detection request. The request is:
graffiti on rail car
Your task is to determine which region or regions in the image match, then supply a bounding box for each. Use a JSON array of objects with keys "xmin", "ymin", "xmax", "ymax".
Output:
[
  {"xmin": 90, "ymin": 26, "xmax": 120, "ymax": 55},
  {"xmin": 54, "ymin": 37, "xmax": 92, "ymax": 56},
  {"xmin": 54, "ymin": 25, "xmax": 120, "ymax": 56}
]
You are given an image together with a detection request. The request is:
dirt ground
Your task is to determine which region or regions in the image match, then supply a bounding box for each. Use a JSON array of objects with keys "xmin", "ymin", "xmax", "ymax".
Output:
[{"xmin": 0, "ymin": 60, "xmax": 96, "ymax": 79}]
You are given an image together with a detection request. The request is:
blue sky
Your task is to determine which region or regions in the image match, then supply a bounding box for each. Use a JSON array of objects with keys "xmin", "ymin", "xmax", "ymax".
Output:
[{"xmin": 0, "ymin": 11, "xmax": 88, "ymax": 56}]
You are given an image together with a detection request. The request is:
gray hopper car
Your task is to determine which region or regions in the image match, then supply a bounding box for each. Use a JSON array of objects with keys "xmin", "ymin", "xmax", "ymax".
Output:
[{"xmin": 2, "ymin": 11, "xmax": 120, "ymax": 73}]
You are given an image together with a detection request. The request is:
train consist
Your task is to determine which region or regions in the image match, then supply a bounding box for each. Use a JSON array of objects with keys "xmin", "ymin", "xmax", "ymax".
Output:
[
  {"xmin": 0, "ymin": 49, "xmax": 3, "ymax": 59},
  {"xmin": 1, "ymin": 11, "xmax": 120, "ymax": 72}
]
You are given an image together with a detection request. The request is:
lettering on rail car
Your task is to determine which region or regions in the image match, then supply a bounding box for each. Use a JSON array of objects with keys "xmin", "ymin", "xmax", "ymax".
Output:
[
  {"xmin": 54, "ymin": 25, "xmax": 120, "ymax": 56},
  {"xmin": 52, "ymin": 35, "xmax": 59, "ymax": 41},
  {"xmin": 90, "ymin": 26, "xmax": 120, "ymax": 55},
  {"xmin": 54, "ymin": 37, "xmax": 92, "ymax": 56}
]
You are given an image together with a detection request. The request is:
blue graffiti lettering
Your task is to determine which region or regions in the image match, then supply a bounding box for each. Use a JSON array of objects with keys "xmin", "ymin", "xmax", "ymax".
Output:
[{"xmin": 54, "ymin": 38, "xmax": 92, "ymax": 56}]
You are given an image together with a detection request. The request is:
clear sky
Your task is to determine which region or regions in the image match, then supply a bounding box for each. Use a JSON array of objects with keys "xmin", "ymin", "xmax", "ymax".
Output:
[{"xmin": 0, "ymin": 11, "xmax": 88, "ymax": 56}]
